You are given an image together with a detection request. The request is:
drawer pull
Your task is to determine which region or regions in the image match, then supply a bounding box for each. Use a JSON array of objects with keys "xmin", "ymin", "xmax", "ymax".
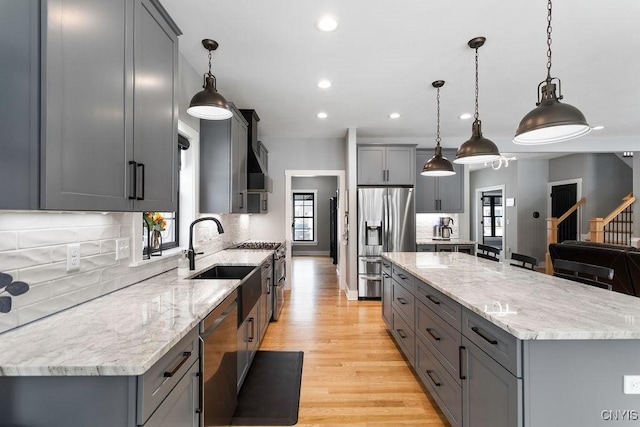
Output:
[
  {"xmin": 396, "ymin": 329, "xmax": 407, "ymax": 339},
  {"xmin": 471, "ymin": 326, "xmax": 498, "ymax": 345},
  {"xmin": 426, "ymin": 295, "xmax": 441, "ymax": 305},
  {"xmin": 382, "ymin": 262, "xmax": 391, "ymax": 269},
  {"xmin": 164, "ymin": 351, "xmax": 192, "ymax": 378},
  {"xmin": 398, "ymin": 273, "xmax": 408, "ymax": 280},
  {"xmin": 426, "ymin": 328, "xmax": 441, "ymax": 341},
  {"xmin": 396, "ymin": 297, "xmax": 408, "ymax": 305},
  {"xmin": 426, "ymin": 370, "xmax": 441, "ymax": 387},
  {"xmin": 459, "ymin": 346, "xmax": 467, "ymax": 380}
]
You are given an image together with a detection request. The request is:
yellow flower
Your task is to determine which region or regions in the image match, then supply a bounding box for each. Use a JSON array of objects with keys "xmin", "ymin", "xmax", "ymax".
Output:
[{"xmin": 144, "ymin": 212, "xmax": 166, "ymax": 231}]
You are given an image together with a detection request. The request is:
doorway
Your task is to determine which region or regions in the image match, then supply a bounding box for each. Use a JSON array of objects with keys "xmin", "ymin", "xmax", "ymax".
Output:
[
  {"xmin": 475, "ymin": 185, "xmax": 505, "ymax": 256},
  {"xmin": 548, "ymin": 179, "xmax": 582, "ymax": 242}
]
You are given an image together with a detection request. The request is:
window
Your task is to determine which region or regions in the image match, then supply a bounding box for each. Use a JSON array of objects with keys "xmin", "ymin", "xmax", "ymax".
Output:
[
  {"xmin": 292, "ymin": 191, "xmax": 316, "ymax": 242},
  {"xmin": 482, "ymin": 194, "xmax": 503, "ymax": 238}
]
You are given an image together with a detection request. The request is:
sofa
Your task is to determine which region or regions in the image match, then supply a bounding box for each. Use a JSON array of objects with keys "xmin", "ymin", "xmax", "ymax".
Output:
[{"xmin": 548, "ymin": 241, "xmax": 639, "ymax": 297}]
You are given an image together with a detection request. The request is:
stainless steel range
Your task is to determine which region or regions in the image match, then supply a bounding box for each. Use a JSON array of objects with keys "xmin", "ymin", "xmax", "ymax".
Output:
[{"xmin": 229, "ymin": 242, "xmax": 286, "ymax": 321}]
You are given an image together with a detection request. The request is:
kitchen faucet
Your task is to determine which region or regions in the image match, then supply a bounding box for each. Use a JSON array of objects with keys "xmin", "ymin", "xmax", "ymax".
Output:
[{"xmin": 188, "ymin": 217, "xmax": 225, "ymax": 270}]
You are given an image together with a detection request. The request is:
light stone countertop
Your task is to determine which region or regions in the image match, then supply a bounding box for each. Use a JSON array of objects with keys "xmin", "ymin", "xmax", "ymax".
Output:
[
  {"xmin": 416, "ymin": 238, "xmax": 476, "ymax": 245},
  {"xmin": 383, "ymin": 251, "xmax": 640, "ymax": 340},
  {"xmin": 0, "ymin": 249, "xmax": 274, "ymax": 377}
]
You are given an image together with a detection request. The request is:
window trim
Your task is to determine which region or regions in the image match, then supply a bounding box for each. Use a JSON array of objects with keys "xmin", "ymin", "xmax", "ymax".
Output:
[{"xmin": 292, "ymin": 189, "xmax": 318, "ymax": 245}]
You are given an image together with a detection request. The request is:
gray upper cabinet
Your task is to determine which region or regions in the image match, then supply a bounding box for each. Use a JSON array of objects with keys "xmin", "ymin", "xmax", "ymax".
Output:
[
  {"xmin": 416, "ymin": 149, "xmax": 464, "ymax": 213},
  {"xmin": 357, "ymin": 145, "xmax": 415, "ymax": 186},
  {"xmin": 200, "ymin": 104, "xmax": 248, "ymax": 214},
  {"xmin": 0, "ymin": 0, "xmax": 179, "ymax": 211}
]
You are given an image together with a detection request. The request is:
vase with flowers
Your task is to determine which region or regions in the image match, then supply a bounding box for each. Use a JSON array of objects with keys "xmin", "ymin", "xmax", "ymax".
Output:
[{"xmin": 144, "ymin": 212, "xmax": 166, "ymax": 257}]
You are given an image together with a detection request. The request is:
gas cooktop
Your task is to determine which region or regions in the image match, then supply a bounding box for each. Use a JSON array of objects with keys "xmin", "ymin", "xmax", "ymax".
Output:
[{"xmin": 231, "ymin": 242, "xmax": 281, "ymax": 250}]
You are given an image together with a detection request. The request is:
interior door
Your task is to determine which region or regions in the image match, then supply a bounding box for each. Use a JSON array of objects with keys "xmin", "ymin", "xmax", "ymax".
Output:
[{"xmin": 551, "ymin": 183, "xmax": 578, "ymax": 242}]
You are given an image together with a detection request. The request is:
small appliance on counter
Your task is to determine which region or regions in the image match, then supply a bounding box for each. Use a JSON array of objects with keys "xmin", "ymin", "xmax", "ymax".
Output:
[{"xmin": 433, "ymin": 217, "xmax": 454, "ymax": 240}]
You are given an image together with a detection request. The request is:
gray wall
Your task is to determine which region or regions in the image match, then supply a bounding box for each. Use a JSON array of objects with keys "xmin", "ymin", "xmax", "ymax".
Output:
[
  {"xmin": 291, "ymin": 176, "xmax": 338, "ymax": 256},
  {"xmin": 249, "ymin": 137, "xmax": 346, "ymax": 241},
  {"xmin": 516, "ymin": 160, "xmax": 548, "ymax": 262},
  {"xmin": 178, "ymin": 52, "xmax": 201, "ymax": 132}
]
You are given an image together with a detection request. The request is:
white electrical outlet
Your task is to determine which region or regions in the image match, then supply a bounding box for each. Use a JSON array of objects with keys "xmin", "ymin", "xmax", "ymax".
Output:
[
  {"xmin": 66, "ymin": 243, "xmax": 80, "ymax": 272},
  {"xmin": 624, "ymin": 375, "xmax": 640, "ymax": 394},
  {"xmin": 115, "ymin": 238, "xmax": 130, "ymax": 261}
]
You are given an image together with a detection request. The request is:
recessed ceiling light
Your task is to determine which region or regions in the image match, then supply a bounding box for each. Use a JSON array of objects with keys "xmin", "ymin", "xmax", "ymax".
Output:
[
  {"xmin": 317, "ymin": 112, "xmax": 328, "ymax": 119},
  {"xmin": 459, "ymin": 113, "xmax": 472, "ymax": 120},
  {"xmin": 591, "ymin": 125, "xmax": 605, "ymax": 130},
  {"xmin": 316, "ymin": 16, "xmax": 338, "ymax": 32},
  {"xmin": 317, "ymin": 79, "xmax": 332, "ymax": 89},
  {"xmin": 389, "ymin": 113, "xmax": 400, "ymax": 119}
]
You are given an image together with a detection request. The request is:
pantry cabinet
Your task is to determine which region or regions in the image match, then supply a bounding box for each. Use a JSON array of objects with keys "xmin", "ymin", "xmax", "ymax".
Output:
[{"xmin": 0, "ymin": 0, "xmax": 180, "ymax": 211}]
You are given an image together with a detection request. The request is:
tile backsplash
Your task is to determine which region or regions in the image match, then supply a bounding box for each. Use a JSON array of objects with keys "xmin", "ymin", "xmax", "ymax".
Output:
[
  {"xmin": 0, "ymin": 211, "xmax": 250, "ymax": 334},
  {"xmin": 416, "ymin": 213, "xmax": 460, "ymax": 239}
]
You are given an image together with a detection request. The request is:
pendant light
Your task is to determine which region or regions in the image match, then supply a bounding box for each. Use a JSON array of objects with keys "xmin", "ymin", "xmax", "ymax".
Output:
[
  {"xmin": 187, "ymin": 39, "xmax": 233, "ymax": 120},
  {"xmin": 513, "ymin": 0, "xmax": 590, "ymax": 144},
  {"xmin": 454, "ymin": 37, "xmax": 501, "ymax": 165},
  {"xmin": 421, "ymin": 80, "xmax": 455, "ymax": 177}
]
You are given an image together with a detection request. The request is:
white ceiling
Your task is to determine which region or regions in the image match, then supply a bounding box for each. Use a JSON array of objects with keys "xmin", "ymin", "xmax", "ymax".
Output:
[{"xmin": 162, "ymin": 0, "xmax": 640, "ymax": 153}]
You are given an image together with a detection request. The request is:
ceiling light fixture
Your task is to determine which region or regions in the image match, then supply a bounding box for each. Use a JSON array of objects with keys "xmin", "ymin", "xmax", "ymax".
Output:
[
  {"xmin": 317, "ymin": 112, "xmax": 328, "ymax": 119},
  {"xmin": 459, "ymin": 113, "xmax": 472, "ymax": 120},
  {"xmin": 187, "ymin": 39, "xmax": 232, "ymax": 120},
  {"xmin": 317, "ymin": 79, "xmax": 332, "ymax": 89},
  {"xmin": 454, "ymin": 37, "xmax": 501, "ymax": 165},
  {"xmin": 485, "ymin": 155, "xmax": 517, "ymax": 170},
  {"xmin": 389, "ymin": 112, "xmax": 401, "ymax": 119},
  {"xmin": 422, "ymin": 80, "xmax": 455, "ymax": 177},
  {"xmin": 316, "ymin": 16, "xmax": 338, "ymax": 32},
  {"xmin": 513, "ymin": 0, "xmax": 590, "ymax": 144}
]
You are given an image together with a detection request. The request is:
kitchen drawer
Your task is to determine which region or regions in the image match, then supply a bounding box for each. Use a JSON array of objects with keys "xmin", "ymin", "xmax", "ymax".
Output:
[
  {"xmin": 462, "ymin": 308, "xmax": 521, "ymax": 377},
  {"xmin": 392, "ymin": 264, "xmax": 414, "ymax": 291},
  {"xmin": 392, "ymin": 310, "xmax": 415, "ymax": 365},
  {"xmin": 381, "ymin": 259, "xmax": 392, "ymax": 275},
  {"xmin": 415, "ymin": 278, "xmax": 461, "ymax": 331},
  {"xmin": 416, "ymin": 338, "xmax": 462, "ymax": 427},
  {"xmin": 392, "ymin": 278, "xmax": 415, "ymax": 326},
  {"xmin": 137, "ymin": 328, "xmax": 199, "ymax": 425},
  {"xmin": 416, "ymin": 301, "xmax": 462, "ymax": 384}
]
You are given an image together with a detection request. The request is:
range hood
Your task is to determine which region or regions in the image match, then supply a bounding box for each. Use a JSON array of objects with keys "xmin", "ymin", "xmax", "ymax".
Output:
[{"xmin": 241, "ymin": 109, "xmax": 272, "ymax": 193}]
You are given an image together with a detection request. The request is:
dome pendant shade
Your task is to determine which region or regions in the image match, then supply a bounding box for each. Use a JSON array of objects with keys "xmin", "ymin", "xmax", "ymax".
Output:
[
  {"xmin": 513, "ymin": 81, "xmax": 590, "ymax": 144},
  {"xmin": 422, "ymin": 146, "xmax": 456, "ymax": 177},
  {"xmin": 454, "ymin": 120, "xmax": 501, "ymax": 164},
  {"xmin": 187, "ymin": 75, "xmax": 233, "ymax": 120}
]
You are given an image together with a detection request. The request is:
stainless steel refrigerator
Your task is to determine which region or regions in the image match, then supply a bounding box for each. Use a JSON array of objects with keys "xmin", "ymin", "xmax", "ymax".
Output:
[{"xmin": 357, "ymin": 187, "xmax": 415, "ymax": 298}]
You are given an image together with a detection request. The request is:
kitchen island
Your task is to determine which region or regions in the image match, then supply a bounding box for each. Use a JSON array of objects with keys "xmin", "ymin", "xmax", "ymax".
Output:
[
  {"xmin": 382, "ymin": 251, "xmax": 640, "ymax": 427},
  {"xmin": 0, "ymin": 248, "xmax": 274, "ymax": 427}
]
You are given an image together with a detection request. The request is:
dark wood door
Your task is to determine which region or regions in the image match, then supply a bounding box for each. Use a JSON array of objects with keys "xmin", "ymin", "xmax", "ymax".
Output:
[{"xmin": 551, "ymin": 183, "xmax": 577, "ymax": 242}]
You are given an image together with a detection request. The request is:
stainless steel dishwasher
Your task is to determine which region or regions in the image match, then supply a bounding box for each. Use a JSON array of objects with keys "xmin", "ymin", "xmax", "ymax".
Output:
[{"xmin": 200, "ymin": 290, "xmax": 238, "ymax": 426}]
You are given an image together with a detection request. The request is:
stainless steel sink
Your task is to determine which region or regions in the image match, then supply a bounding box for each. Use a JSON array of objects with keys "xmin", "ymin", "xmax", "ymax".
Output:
[{"xmin": 190, "ymin": 265, "xmax": 256, "ymax": 280}]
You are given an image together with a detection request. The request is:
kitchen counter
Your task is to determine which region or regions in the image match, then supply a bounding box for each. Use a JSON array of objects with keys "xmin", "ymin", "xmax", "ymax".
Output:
[
  {"xmin": 0, "ymin": 249, "xmax": 274, "ymax": 377},
  {"xmin": 383, "ymin": 251, "xmax": 640, "ymax": 340},
  {"xmin": 416, "ymin": 238, "xmax": 476, "ymax": 245}
]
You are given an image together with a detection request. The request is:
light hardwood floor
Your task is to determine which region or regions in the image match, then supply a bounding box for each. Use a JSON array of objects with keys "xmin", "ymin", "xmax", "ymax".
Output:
[{"xmin": 259, "ymin": 256, "xmax": 448, "ymax": 426}]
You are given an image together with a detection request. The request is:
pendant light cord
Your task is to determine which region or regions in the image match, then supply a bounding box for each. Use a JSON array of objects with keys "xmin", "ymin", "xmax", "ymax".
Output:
[
  {"xmin": 474, "ymin": 47, "xmax": 479, "ymax": 121},
  {"xmin": 208, "ymin": 49, "xmax": 213, "ymax": 76},
  {"xmin": 546, "ymin": 0, "xmax": 553, "ymax": 81},
  {"xmin": 436, "ymin": 86, "xmax": 441, "ymax": 146}
]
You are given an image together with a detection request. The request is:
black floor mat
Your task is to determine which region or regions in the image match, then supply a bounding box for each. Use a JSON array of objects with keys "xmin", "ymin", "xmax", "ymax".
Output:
[{"xmin": 232, "ymin": 351, "xmax": 304, "ymax": 426}]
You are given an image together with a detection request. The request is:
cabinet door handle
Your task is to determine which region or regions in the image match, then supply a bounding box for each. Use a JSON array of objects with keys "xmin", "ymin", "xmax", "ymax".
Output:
[
  {"xmin": 247, "ymin": 317, "xmax": 255, "ymax": 342},
  {"xmin": 382, "ymin": 170, "xmax": 386, "ymax": 182},
  {"xmin": 238, "ymin": 193, "xmax": 244, "ymax": 209},
  {"xmin": 398, "ymin": 273, "xmax": 409, "ymax": 280},
  {"xmin": 471, "ymin": 326, "xmax": 498, "ymax": 345},
  {"xmin": 196, "ymin": 338, "xmax": 204, "ymax": 413},
  {"xmin": 396, "ymin": 297, "xmax": 408, "ymax": 305},
  {"xmin": 262, "ymin": 198, "xmax": 267, "ymax": 211},
  {"xmin": 128, "ymin": 161, "xmax": 137, "ymax": 200},
  {"xmin": 426, "ymin": 328, "xmax": 441, "ymax": 341},
  {"xmin": 266, "ymin": 277, "xmax": 271, "ymax": 294},
  {"xmin": 137, "ymin": 163, "xmax": 145, "ymax": 200},
  {"xmin": 426, "ymin": 295, "xmax": 441, "ymax": 305},
  {"xmin": 396, "ymin": 328, "xmax": 407, "ymax": 339},
  {"xmin": 459, "ymin": 346, "xmax": 467, "ymax": 380},
  {"xmin": 163, "ymin": 351, "xmax": 191, "ymax": 377},
  {"xmin": 426, "ymin": 370, "xmax": 441, "ymax": 387}
]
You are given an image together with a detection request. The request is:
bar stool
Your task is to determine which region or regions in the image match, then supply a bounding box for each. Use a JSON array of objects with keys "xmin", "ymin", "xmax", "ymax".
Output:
[
  {"xmin": 553, "ymin": 259, "xmax": 614, "ymax": 290},
  {"xmin": 510, "ymin": 253, "xmax": 539, "ymax": 271},
  {"xmin": 476, "ymin": 244, "xmax": 500, "ymax": 262}
]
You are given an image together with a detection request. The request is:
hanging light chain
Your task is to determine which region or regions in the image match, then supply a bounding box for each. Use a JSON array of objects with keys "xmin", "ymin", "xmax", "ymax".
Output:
[
  {"xmin": 474, "ymin": 46, "xmax": 479, "ymax": 120},
  {"xmin": 436, "ymin": 86, "xmax": 441, "ymax": 145},
  {"xmin": 546, "ymin": 0, "xmax": 553, "ymax": 80},
  {"xmin": 208, "ymin": 49, "xmax": 213, "ymax": 76}
]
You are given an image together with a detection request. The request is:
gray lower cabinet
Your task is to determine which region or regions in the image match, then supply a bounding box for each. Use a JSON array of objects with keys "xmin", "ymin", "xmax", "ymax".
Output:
[
  {"xmin": 417, "ymin": 244, "xmax": 475, "ymax": 255},
  {"xmin": 1, "ymin": 0, "xmax": 179, "ymax": 211},
  {"xmin": 416, "ymin": 149, "xmax": 464, "ymax": 213},
  {"xmin": 357, "ymin": 145, "xmax": 416, "ymax": 186},
  {"xmin": 200, "ymin": 104, "xmax": 249, "ymax": 214},
  {"xmin": 0, "ymin": 328, "xmax": 200, "ymax": 427},
  {"xmin": 237, "ymin": 300, "xmax": 260, "ymax": 390},
  {"xmin": 382, "ymin": 270, "xmax": 392, "ymax": 328}
]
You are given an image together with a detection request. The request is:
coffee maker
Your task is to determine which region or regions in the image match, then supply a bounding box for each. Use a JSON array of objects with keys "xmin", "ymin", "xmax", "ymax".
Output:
[{"xmin": 433, "ymin": 217, "xmax": 454, "ymax": 240}]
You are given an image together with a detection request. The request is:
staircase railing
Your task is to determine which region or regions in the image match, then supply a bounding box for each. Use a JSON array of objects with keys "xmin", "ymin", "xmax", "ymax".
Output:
[
  {"xmin": 545, "ymin": 197, "xmax": 587, "ymax": 274},
  {"xmin": 589, "ymin": 193, "xmax": 635, "ymax": 245}
]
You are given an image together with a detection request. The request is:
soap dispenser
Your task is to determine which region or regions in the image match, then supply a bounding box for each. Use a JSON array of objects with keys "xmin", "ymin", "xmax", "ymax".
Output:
[{"xmin": 177, "ymin": 250, "xmax": 190, "ymax": 277}]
